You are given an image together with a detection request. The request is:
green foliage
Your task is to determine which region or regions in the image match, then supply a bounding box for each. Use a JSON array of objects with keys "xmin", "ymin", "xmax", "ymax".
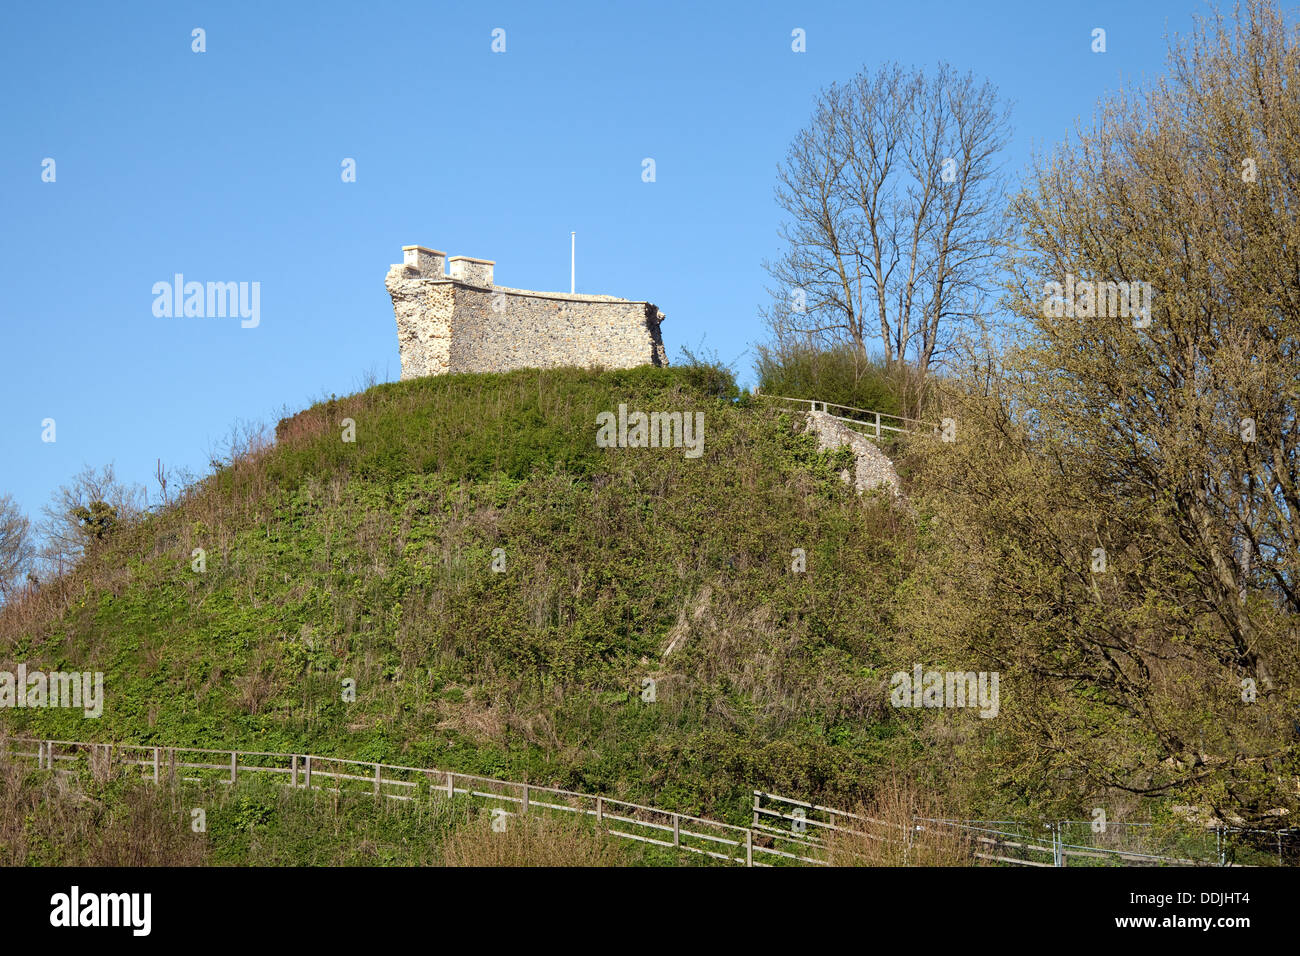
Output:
[
  {"xmin": 674, "ymin": 345, "xmax": 741, "ymax": 402},
  {"xmin": 755, "ymin": 342, "xmax": 904, "ymax": 417},
  {"xmin": 0, "ymin": 763, "xmax": 699, "ymax": 866},
  {"xmin": 895, "ymin": 0, "xmax": 1300, "ymax": 828},
  {"xmin": 0, "ymin": 366, "xmax": 934, "ymax": 828},
  {"xmin": 70, "ymin": 500, "xmax": 119, "ymax": 543}
]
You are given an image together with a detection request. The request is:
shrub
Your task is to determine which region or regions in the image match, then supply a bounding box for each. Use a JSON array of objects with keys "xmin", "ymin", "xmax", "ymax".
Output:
[{"xmin": 754, "ymin": 342, "xmax": 904, "ymax": 417}]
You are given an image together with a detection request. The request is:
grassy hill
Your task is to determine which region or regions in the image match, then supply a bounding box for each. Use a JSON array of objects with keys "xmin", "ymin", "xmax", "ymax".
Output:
[{"xmin": 0, "ymin": 365, "xmax": 949, "ymax": 829}]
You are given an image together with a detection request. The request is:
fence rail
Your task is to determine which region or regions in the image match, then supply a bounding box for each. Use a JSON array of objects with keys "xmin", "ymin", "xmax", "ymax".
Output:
[
  {"xmin": 752, "ymin": 393, "xmax": 936, "ymax": 440},
  {"xmin": 1, "ymin": 736, "xmax": 821, "ymax": 868},
  {"xmin": 10, "ymin": 737, "xmax": 1280, "ymax": 867},
  {"xmin": 752, "ymin": 791, "xmax": 1294, "ymax": 867}
]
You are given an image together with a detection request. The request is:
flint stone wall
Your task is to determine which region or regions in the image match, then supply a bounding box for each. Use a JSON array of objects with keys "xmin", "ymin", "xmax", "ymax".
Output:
[
  {"xmin": 386, "ymin": 246, "xmax": 667, "ymax": 380},
  {"xmin": 803, "ymin": 410, "xmax": 902, "ymax": 497}
]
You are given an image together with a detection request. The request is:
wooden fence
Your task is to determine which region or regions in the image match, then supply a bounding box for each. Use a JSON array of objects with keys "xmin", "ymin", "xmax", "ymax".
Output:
[
  {"xmin": 13, "ymin": 737, "xmax": 1266, "ymax": 867},
  {"xmin": 1, "ymin": 736, "xmax": 826, "ymax": 867},
  {"xmin": 752, "ymin": 393, "xmax": 935, "ymax": 441}
]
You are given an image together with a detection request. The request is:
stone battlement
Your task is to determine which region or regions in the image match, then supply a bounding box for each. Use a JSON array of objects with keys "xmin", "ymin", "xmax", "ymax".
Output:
[{"xmin": 386, "ymin": 244, "xmax": 667, "ymax": 379}]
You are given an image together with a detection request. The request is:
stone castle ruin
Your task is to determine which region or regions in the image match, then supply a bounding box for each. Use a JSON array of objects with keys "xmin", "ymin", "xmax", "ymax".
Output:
[{"xmin": 386, "ymin": 245, "xmax": 668, "ymax": 380}]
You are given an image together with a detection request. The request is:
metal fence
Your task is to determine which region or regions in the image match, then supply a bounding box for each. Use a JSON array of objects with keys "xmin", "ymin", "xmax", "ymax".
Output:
[{"xmin": 752, "ymin": 791, "xmax": 1296, "ymax": 866}]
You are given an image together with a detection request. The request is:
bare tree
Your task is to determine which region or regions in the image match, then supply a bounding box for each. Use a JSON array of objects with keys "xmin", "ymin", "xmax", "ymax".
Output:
[
  {"xmin": 155, "ymin": 458, "xmax": 169, "ymax": 508},
  {"xmin": 763, "ymin": 62, "xmax": 1012, "ymax": 412},
  {"xmin": 0, "ymin": 494, "xmax": 35, "ymax": 602},
  {"xmin": 38, "ymin": 463, "xmax": 146, "ymax": 574}
]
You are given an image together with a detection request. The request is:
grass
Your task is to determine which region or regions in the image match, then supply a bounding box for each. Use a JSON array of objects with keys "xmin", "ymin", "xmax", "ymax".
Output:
[
  {"xmin": 820, "ymin": 776, "xmax": 976, "ymax": 866},
  {"xmin": 0, "ymin": 365, "xmax": 953, "ymax": 836},
  {"xmin": 0, "ymin": 749, "xmax": 701, "ymax": 866},
  {"xmin": 2, "ymin": 363, "xmax": 1279, "ymax": 866}
]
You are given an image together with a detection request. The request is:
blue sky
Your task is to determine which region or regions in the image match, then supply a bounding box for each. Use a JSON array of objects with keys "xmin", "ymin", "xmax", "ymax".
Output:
[{"xmin": 0, "ymin": 0, "xmax": 1212, "ymax": 524}]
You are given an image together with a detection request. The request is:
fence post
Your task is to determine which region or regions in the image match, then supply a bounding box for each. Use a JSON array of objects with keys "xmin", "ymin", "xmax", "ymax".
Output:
[
  {"xmin": 153, "ymin": 747, "xmax": 160, "ymax": 785},
  {"xmin": 168, "ymin": 748, "xmax": 175, "ymax": 784},
  {"xmin": 230, "ymin": 751, "xmax": 237, "ymax": 784},
  {"xmin": 291, "ymin": 754, "xmax": 298, "ymax": 788},
  {"xmin": 875, "ymin": 411, "xmax": 881, "ymax": 440},
  {"xmin": 304, "ymin": 755, "xmax": 312, "ymax": 790},
  {"xmin": 752, "ymin": 792, "xmax": 760, "ymax": 828},
  {"xmin": 446, "ymin": 771, "xmax": 454, "ymax": 798},
  {"xmin": 745, "ymin": 829, "xmax": 753, "ymax": 867},
  {"xmin": 374, "ymin": 763, "xmax": 381, "ymax": 797},
  {"xmin": 673, "ymin": 814, "xmax": 680, "ymax": 848},
  {"xmin": 596, "ymin": 797, "xmax": 603, "ymax": 829}
]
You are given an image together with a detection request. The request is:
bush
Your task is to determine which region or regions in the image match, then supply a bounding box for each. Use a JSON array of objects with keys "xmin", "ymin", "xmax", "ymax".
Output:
[
  {"xmin": 674, "ymin": 346, "xmax": 741, "ymax": 402},
  {"xmin": 754, "ymin": 343, "xmax": 903, "ymax": 417}
]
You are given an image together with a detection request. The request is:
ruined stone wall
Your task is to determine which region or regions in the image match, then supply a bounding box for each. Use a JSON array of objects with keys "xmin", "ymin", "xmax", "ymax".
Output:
[
  {"xmin": 386, "ymin": 273, "xmax": 455, "ymax": 378},
  {"xmin": 449, "ymin": 286, "xmax": 667, "ymax": 375},
  {"xmin": 386, "ymin": 245, "xmax": 667, "ymax": 381},
  {"xmin": 804, "ymin": 410, "xmax": 902, "ymax": 497}
]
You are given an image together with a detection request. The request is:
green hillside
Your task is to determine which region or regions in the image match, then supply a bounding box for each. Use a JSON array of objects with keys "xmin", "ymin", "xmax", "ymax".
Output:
[{"xmin": 0, "ymin": 365, "xmax": 948, "ymax": 827}]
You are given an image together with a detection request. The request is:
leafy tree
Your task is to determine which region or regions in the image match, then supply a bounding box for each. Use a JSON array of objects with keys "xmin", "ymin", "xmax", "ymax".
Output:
[
  {"xmin": 754, "ymin": 341, "xmax": 904, "ymax": 418},
  {"xmin": 912, "ymin": 0, "xmax": 1300, "ymax": 825},
  {"xmin": 70, "ymin": 501, "xmax": 120, "ymax": 543}
]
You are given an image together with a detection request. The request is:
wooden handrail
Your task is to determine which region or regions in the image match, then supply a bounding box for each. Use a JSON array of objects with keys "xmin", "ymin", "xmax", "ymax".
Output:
[{"xmin": 752, "ymin": 393, "xmax": 938, "ymax": 429}]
